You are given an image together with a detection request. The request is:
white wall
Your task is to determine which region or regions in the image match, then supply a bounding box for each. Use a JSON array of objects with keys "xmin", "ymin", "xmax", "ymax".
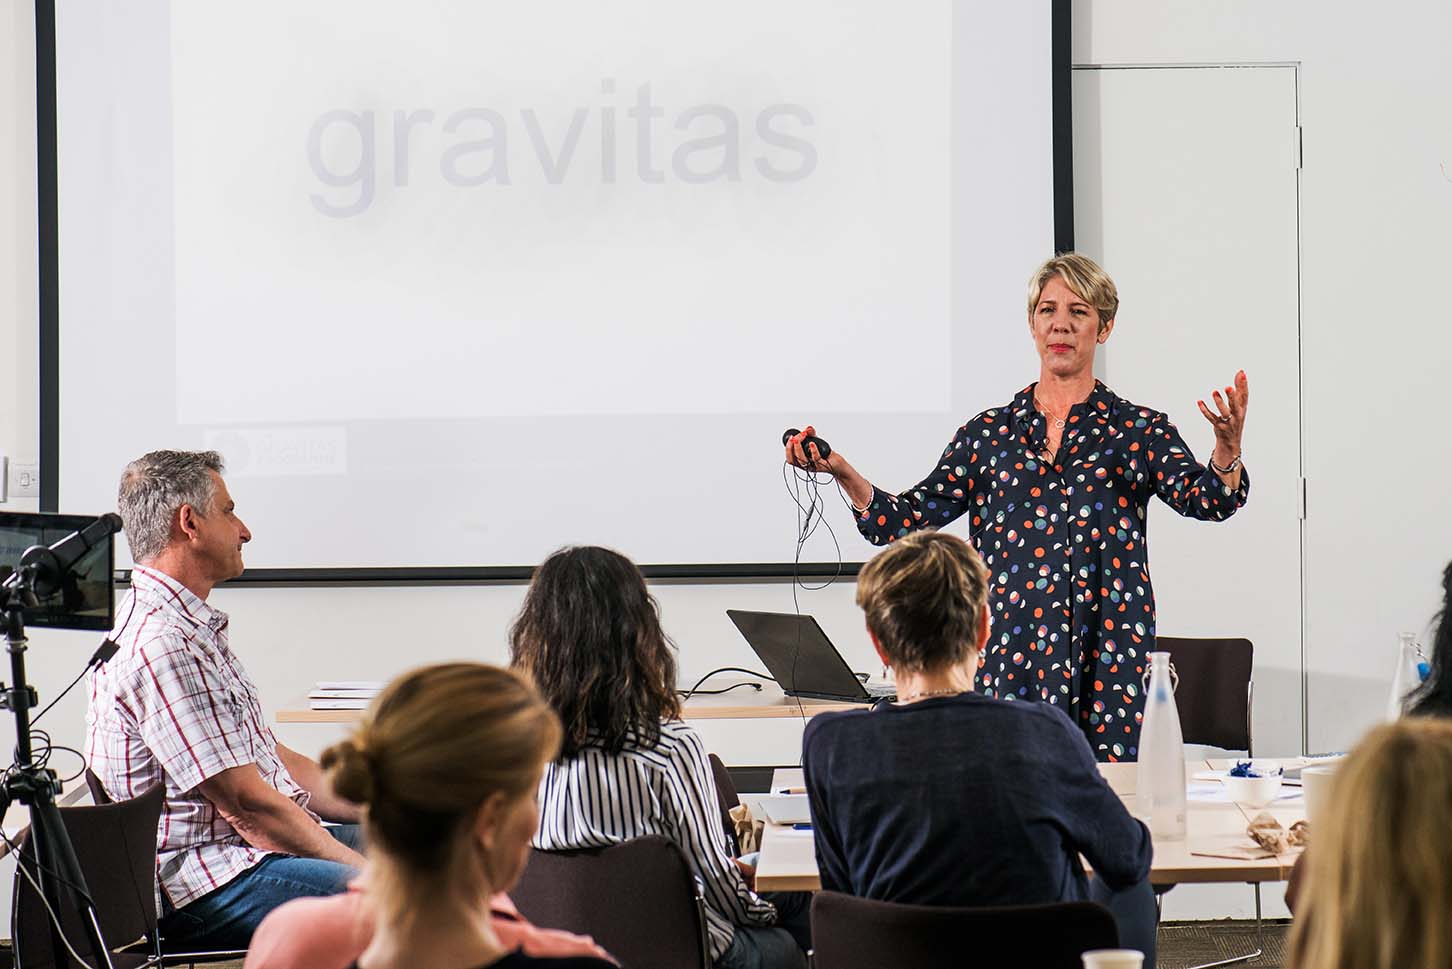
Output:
[{"xmin": 1073, "ymin": 0, "xmax": 1452, "ymax": 753}]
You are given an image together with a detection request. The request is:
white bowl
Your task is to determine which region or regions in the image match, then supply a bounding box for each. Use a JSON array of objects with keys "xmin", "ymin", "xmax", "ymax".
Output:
[{"xmin": 1223, "ymin": 772, "xmax": 1283, "ymax": 807}]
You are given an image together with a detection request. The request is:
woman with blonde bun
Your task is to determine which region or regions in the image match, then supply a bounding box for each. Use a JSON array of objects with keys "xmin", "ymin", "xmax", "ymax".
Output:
[
  {"xmin": 1288, "ymin": 718, "xmax": 1452, "ymax": 969},
  {"xmin": 246, "ymin": 663, "xmax": 615, "ymax": 969}
]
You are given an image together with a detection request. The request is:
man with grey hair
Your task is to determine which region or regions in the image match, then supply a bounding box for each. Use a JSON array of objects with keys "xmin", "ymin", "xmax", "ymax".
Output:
[{"xmin": 85, "ymin": 450, "xmax": 364, "ymax": 951}]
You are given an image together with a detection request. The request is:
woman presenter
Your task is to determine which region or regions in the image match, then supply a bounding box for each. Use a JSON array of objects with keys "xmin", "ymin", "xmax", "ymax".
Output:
[{"xmin": 785, "ymin": 253, "xmax": 1250, "ymax": 761}]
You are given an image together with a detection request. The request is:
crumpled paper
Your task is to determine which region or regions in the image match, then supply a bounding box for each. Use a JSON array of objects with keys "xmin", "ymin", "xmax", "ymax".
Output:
[
  {"xmin": 729, "ymin": 803, "xmax": 763, "ymax": 854},
  {"xmin": 1246, "ymin": 812, "xmax": 1310, "ymax": 853}
]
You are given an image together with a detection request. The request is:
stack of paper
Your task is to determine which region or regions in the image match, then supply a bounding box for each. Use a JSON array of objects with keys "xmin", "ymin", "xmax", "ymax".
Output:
[{"xmin": 309, "ymin": 681, "xmax": 385, "ymax": 710}]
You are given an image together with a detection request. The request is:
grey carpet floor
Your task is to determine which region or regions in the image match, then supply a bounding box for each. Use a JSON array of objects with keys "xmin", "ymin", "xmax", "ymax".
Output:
[{"xmin": 1158, "ymin": 920, "xmax": 1291, "ymax": 969}]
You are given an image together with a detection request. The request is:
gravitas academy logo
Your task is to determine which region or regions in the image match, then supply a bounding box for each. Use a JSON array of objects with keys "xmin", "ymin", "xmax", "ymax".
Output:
[{"xmin": 306, "ymin": 79, "xmax": 818, "ymax": 218}]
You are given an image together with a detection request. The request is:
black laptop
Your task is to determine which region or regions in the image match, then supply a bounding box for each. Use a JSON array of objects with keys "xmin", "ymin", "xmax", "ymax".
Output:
[{"xmin": 726, "ymin": 609, "xmax": 895, "ymax": 703}]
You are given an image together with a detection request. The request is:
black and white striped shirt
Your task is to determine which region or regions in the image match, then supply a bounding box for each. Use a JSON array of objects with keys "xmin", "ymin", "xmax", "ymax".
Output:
[{"xmin": 533, "ymin": 720, "xmax": 776, "ymax": 960}]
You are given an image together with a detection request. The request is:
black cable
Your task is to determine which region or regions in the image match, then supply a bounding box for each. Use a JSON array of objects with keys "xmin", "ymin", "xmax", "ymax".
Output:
[
  {"xmin": 32, "ymin": 591, "xmax": 135, "ymax": 730},
  {"xmin": 26, "ymin": 735, "xmax": 86, "ymax": 784},
  {"xmin": 29, "ymin": 667, "xmax": 87, "ymax": 729},
  {"xmin": 782, "ymin": 457, "xmax": 855, "ymax": 758},
  {"xmin": 0, "ymin": 814, "xmax": 97, "ymax": 912},
  {"xmin": 679, "ymin": 683, "xmax": 763, "ymax": 698},
  {"xmin": 678, "ymin": 667, "xmax": 775, "ymax": 700}
]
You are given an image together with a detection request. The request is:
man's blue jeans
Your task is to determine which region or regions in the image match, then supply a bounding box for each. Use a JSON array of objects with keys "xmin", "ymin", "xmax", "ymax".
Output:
[{"xmin": 157, "ymin": 825, "xmax": 362, "ymax": 951}]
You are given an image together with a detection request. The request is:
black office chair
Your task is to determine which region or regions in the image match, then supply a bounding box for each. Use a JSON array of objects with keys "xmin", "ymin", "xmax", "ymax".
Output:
[
  {"xmin": 1156, "ymin": 636, "xmax": 1254, "ymax": 754},
  {"xmin": 510, "ymin": 835, "xmax": 712, "ymax": 969},
  {"xmin": 811, "ymin": 892, "xmax": 1118, "ymax": 969},
  {"xmin": 708, "ymin": 752, "xmax": 742, "ymax": 854},
  {"xmin": 13, "ymin": 780, "xmax": 245, "ymax": 968},
  {"xmin": 1151, "ymin": 636, "xmax": 1263, "ymax": 968}
]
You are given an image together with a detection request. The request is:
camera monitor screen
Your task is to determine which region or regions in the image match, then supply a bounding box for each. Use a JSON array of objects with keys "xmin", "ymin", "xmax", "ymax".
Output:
[{"xmin": 0, "ymin": 513, "xmax": 116, "ymax": 631}]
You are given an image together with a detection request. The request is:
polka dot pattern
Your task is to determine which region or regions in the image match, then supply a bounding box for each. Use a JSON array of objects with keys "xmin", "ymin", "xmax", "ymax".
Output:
[{"xmin": 856, "ymin": 381, "xmax": 1250, "ymax": 762}]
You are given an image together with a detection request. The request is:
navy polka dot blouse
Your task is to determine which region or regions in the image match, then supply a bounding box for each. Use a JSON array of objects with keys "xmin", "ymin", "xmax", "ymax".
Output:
[{"xmin": 856, "ymin": 381, "xmax": 1249, "ymax": 761}]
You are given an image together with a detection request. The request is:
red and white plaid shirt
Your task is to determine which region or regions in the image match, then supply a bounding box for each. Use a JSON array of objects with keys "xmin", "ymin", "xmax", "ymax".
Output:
[{"xmin": 85, "ymin": 565, "xmax": 319, "ymax": 909}]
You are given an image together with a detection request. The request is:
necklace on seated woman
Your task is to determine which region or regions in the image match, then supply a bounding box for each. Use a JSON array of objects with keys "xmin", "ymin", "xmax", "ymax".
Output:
[{"xmin": 899, "ymin": 687, "xmax": 967, "ymax": 702}]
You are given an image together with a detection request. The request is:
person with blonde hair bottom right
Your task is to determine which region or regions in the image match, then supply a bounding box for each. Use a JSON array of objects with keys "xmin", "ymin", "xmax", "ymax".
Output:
[
  {"xmin": 246, "ymin": 663, "xmax": 615, "ymax": 969},
  {"xmin": 1288, "ymin": 718, "xmax": 1452, "ymax": 969}
]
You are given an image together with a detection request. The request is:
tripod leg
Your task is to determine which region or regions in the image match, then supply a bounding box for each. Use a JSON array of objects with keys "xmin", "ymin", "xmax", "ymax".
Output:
[
  {"xmin": 17, "ymin": 833, "xmax": 72, "ymax": 969},
  {"xmin": 28, "ymin": 799, "xmax": 115, "ymax": 969}
]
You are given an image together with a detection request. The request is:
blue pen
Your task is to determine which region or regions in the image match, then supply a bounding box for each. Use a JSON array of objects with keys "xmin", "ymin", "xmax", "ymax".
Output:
[{"xmin": 792, "ymin": 822, "xmax": 813, "ymax": 831}]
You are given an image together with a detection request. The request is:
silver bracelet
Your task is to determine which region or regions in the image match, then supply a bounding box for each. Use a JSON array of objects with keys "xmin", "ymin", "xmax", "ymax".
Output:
[{"xmin": 1209, "ymin": 452, "xmax": 1243, "ymax": 475}]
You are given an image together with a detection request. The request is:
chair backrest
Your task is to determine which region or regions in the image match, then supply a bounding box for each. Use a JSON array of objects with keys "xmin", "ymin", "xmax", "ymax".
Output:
[
  {"xmin": 810, "ymin": 892, "xmax": 1119, "ymax": 969},
  {"xmin": 1156, "ymin": 636, "xmax": 1255, "ymax": 753},
  {"xmin": 84, "ymin": 769, "xmax": 114, "ymax": 805},
  {"xmin": 510, "ymin": 835, "xmax": 711, "ymax": 969},
  {"xmin": 13, "ymin": 783, "xmax": 164, "ymax": 969},
  {"xmin": 707, "ymin": 752, "xmax": 740, "ymax": 852}
]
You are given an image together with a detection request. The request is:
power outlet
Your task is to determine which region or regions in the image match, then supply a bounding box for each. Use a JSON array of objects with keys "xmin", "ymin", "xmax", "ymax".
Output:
[{"xmin": 10, "ymin": 462, "xmax": 39, "ymax": 499}]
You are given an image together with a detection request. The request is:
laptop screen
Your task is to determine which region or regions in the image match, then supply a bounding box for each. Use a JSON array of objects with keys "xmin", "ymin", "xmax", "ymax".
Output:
[{"xmin": 726, "ymin": 610, "xmax": 869, "ymax": 701}]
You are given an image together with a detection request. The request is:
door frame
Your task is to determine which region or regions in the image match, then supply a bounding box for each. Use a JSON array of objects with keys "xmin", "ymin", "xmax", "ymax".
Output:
[{"xmin": 1070, "ymin": 61, "xmax": 1308, "ymax": 753}]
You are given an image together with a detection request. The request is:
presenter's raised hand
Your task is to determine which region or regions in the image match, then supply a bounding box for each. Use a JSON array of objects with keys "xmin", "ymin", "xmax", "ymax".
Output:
[
  {"xmin": 784, "ymin": 425, "xmax": 839, "ymax": 474},
  {"xmin": 784, "ymin": 425, "xmax": 876, "ymax": 510},
  {"xmin": 1196, "ymin": 370, "xmax": 1249, "ymax": 475}
]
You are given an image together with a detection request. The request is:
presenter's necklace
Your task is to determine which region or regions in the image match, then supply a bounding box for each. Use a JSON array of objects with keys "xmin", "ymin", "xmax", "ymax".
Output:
[{"xmin": 1033, "ymin": 396, "xmax": 1068, "ymax": 430}]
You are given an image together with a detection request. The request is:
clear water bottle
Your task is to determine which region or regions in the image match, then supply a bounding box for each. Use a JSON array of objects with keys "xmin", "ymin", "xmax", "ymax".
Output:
[
  {"xmin": 1136, "ymin": 651, "xmax": 1186, "ymax": 841},
  {"xmin": 1386, "ymin": 631, "xmax": 1427, "ymax": 720}
]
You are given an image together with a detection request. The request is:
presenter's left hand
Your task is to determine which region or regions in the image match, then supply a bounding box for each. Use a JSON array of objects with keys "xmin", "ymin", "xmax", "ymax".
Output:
[{"xmin": 1196, "ymin": 370, "xmax": 1249, "ymax": 461}]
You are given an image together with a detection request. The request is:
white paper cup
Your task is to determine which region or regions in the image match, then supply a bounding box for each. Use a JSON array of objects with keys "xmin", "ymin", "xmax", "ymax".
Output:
[
  {"xmin": 1302, "ymin": 765, "xmax": 1339, "ymax": 826},
  {"xmin": 1082, "ymin": 950, "xmax": 1144, "ymax": 969}
]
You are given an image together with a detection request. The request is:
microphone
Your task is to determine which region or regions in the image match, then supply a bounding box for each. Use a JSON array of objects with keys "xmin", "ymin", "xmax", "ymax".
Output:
[
  {"xmin": 89, "ymin": 638, "xmax": 120, "ymax": 668},
  {"xmin": 782, "ymin": 427, "xmax": 832, "ymax": 460},
  {"xmin": 10, "ymin": 512, "xmax": 123, "ymax": 598}
]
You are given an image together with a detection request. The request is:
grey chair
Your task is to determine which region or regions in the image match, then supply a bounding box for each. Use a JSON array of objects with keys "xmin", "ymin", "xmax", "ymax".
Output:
[
  {"xmin": 810, "ymin": 892, "xmax": 1118, "ymax": 969},
  {"xmin": 510, "ymin": 835, "xmax": 712, "ymax": 969}
]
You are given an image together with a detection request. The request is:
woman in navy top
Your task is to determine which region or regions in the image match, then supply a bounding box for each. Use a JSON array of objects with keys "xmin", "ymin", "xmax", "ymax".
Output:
[
  {"xmin": 787, "ymin": 253, "xmax": 1250, "ymax": 761},
  {"xmin": 802, "ymin": 529, "xmax": 1157, "ymax": 965}
]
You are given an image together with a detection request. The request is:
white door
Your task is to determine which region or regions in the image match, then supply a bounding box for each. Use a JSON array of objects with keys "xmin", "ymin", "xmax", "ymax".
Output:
[{"xmin": 1073, "ymin": 65, "xmax": 1303, "ymax": 756}]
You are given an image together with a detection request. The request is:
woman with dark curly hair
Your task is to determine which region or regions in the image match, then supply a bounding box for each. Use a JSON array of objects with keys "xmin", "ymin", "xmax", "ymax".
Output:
[
  {"xmin": 511, "ymin": 546, "xmax": 811, "ymax": 969},
  {"xmin": 1407, "ymin": 562, "xmax": 1452, "ymax": 718}
]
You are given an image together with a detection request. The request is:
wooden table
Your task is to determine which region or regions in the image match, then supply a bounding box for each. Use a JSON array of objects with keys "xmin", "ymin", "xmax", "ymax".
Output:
[
  {"xmin": 278, "ymin": 685, "xmax": 867, "ymax": 723},
  {"xmin": 754, "ymin": 760, "xmax": 1307, "ymax": 892}
]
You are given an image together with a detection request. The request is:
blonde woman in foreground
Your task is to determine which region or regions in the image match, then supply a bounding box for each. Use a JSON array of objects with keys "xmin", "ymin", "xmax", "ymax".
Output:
[
  {"xmin": 1288, "ymin": 718, "xmax": 1452, "ymax": 969},
  {"xmin": 245, "ymin": 663, "xmax": 615, "ymax": 969}
]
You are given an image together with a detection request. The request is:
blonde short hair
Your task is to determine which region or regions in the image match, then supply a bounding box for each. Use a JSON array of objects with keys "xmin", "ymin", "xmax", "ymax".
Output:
[
  {"xmin": 1026, "ymin": 253, "xmax": 1119, "ymax": 331},
  {"xmin": 1288, "ymin": 718, "xmax": 1452, "ymax": 969},
  {"xmin": 855, "ymin": 530, "xmax": 990, "ymax": 674}
]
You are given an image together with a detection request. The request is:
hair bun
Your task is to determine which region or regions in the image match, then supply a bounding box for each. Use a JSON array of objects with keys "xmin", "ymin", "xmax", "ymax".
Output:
[{"xmin": 323, "ymin": 737, "xmax": 377, "ymax": 805}]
